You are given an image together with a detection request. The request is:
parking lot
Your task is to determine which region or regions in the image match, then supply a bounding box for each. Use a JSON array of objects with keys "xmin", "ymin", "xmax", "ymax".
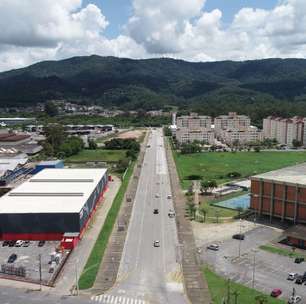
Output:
[
  {"xmin": 0, "ymin": 240, "xmax": 65, "ymax": 284},
  {"xmin": 200, "ymin": 225, "xmax": 306, "ymax": 301}
]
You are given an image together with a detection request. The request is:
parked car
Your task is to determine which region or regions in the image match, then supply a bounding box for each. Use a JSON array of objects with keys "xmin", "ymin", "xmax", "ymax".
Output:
[
  {"xmin": 2, "ymin": 241, "xmax": 9, "ymax": 247},
  {"xmin": 38, "ymin": 240, "xmax": 45, "ymax": 247},
  {"xmin": 207, "ymin": 244, "xmax": 219, "ymax": 251},
  {"xmin": 271, "ymin": 288, "xmax": 282, "ymax": 297},
  {"xmin": 287, "ymin": 273, "xmax": 298, "ymax": 281},
  {"xmin": 22, "ymin": 241, "xmax": 30, "ymax": 247},
  {"xmin": 15, "ymin": 240, "xmax": 24, "ymax": 247},
  {"xmin": 7, "ymin": 254, "xmax": 17, "ymax": 263},
  {"xmin": 153, "ymin": 240, "xmax": 160, "ymax": 247},
  {"xmin": 155, "ymin": 194, "xmax": 160, "ymax": 198},
  {"xmin": 153, "ymin": 209, "xmax": 159, "ymax": 214},
  {"xmin": 8, "ymin": 241, "xmax": 16, "ymax": 247},
  {"xmin": 288, "ymin": 295, "xmax": 302, "ymax": 304},
  {"xmin": 232, "ymin": 234, "xmax": 245, "ymax": 240},
  {"xmin": 294, "ymin": 257, "xmax": 304, "ymax": 264},
  {"xmin": 295, "ymin": 275, "xmax": 304, "ymax": 284},
  {"xmin": 167, "ymin": 195, "xmax": 172, "ymax": 199}
]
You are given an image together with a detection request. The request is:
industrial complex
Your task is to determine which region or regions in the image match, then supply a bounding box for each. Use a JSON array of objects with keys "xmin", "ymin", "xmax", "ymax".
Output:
[{"xmin": 0, "ymin": 168, "xmax": 108, "ymax": 248}]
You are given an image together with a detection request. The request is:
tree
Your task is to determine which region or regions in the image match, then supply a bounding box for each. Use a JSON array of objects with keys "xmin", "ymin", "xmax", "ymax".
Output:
[
  {"xmin": 45, "ymin": 101, "xmax": 59, "ymax": 117},
  {"xmin": 200, "ymin": 180, "xmax": 218, "ymax": 195},
  {"xmin": 126, "ymin": 149, "xmax": 137, "ymax": 160},
  {"xmin": 292, "ymin": 139, "xmax": 302, "ymax": 148},
  {"xmin": 88, "ymin": 139, "xmax": 97, "ymax": 150},
  {"xmin": 180, "ymin": 142, "xmax": 201, "ymax": 154},
  {"xmin": 254, "ymin": 146, "xmax": 261, "ymax": 153},
  {"xmin": 255, "ymin": 295, "xmax": 268, "ymax": 304},
  {"xmin": 199, "ymin": 205, "xmax": 209, "ymax": 222},
  {"xmin": 187, "ymin": 202, "xmax": 196, "ymax": 220},
  {"xmin": 44, "ymin": 124, "xmax": 66, "ymax": 156}
]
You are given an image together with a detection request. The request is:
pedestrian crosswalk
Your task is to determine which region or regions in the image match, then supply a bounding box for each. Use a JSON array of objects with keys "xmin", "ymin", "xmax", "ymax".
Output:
[{"xmin": 91, "ymin": 294, "xmax": 148, "ymax": 304}]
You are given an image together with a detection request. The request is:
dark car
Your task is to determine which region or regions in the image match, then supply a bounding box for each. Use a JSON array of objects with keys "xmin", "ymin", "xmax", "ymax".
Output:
[
  {"xmin": 38, "ymin": 240, "xmax": 45, "ymax": 247},
  {"xmin": 2, "ymin": 241, "xmax": 9, "ymax": 247},
  {"xmin": 153, "ymin": 209, "xmax": 159, "ymax": 214},
  {"xmin": 7, "ymin": 254, "xmax": 17, "ymax": 263},
  {"xmin": 8, "ymin": 241, "xmax": 16, "ymax": 247},
  {"xmin": 232, "ymin": 234, "xmax": 245, "ymax": 240},
  {"xmin": 271, "ymin": 288, "xmax": 282, "ymax": 297},
  {"xmin": 295, "ymin": 276, "xmax": 304, "ymax": 284},
  {"xmin": 295, "ymin": 257, "xmax": 304, "ymax": 264}
]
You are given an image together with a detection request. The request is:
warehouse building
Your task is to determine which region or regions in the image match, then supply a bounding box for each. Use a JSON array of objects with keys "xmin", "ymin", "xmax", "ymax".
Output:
[
  {"xmin": 0, "ymin": 168, "xmax": 108, "ymax": 247},
  {"xmin": 250, "ymin": 163, "xmax": 306, "ymax": 224}
]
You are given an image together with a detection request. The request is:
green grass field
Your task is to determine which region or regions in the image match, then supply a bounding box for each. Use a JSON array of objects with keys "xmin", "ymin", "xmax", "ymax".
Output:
[
  {"xmin": 65, "ymin": 149, "xmax": 127, "ymax": 163},
  {"xmin": 174, "ymin": 151, "xmax": 306, "ymax": 189},
  {"xmin": 78, "ymin": 161, "xmax": 134, "ymax": 289},
  {"xmin": 260, "ymin": 245, "xmax": 306, "ymax": 259},
  {"xmin": 203, "ymin": 267, "xmax": 285, "ymax": 304}
]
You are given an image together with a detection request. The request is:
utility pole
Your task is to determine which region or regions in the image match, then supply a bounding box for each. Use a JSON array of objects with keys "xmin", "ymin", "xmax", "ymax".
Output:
[
  {"xmin": 38, "ymin": 254, "xmax": 42, "ymax": 291},
  {"xmin": 75, "ymin": 260, "xmax": 79, "ymax": 296},
  {"xmin": 252, "ymin": 249, "xmax": 257, "ymax": 288}
]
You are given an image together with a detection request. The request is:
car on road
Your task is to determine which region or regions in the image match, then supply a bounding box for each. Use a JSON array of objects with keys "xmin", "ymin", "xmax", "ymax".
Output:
[
  {"xmin": 232, "ymin": 234, "xmax": 245, "ymax": 240},
  {"xmin": 15, "ymin": 240, "xmax": 23, "ymax": 247},
  {"xmin": 294, "ymin": 257, "xmax": 304, "ymax": 264},
  {"xmin": 7, "ymin": 254, "xmax": 17, "ymax": 263},
  {"xmin": 155, "ymin": 194, "xmax": 160, "ymax": 198},
  {"xmin": 288, "ymin": 295, "xmax": 302, "ymax": 304},
  {"xmin": 271, "ymin": 288, "xmax": 282, "ymax": 297},
  {"xmin": 2, "ymin": 241, "xmax": 9, "ymax": 247},
  {"xmin": 153, "ymin": 240, "xmax": 160, "ymax": 247},
  {"xmin": 168, "ymin": 210, "xmax": 175, "ymax": 218},
  {"xmin": 153, "ymin": 209, "xmax": 159, "ymax": 214},
  {"xmin": 207, "ymin": 244, "xmax": 219, "ymax": 251},
  {"xmin": 167, "ymin": 195, "xmax": 172, "ymax": 199},
  {"xmin": 287, "ymin": 273, "xmax": 298, "ymax": 281},
  {"xmin": 38, "ymin": 240, "xmax": 45, "ymax": 247}
]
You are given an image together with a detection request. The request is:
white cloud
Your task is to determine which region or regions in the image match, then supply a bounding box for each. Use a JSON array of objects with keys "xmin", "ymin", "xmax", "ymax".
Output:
[{"xmin": 1, "ymin": 0, "xmax": 306, "ymax": 72}]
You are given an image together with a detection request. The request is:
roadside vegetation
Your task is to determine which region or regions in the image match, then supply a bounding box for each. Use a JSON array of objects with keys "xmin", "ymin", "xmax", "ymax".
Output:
[
  {"xmin": 203, "ymin": 267, "xmax": 285, "ymax": 304},
  {"xmin": 78, "ymin": 161, "xmax": 135, "ymax": 289},
  {"xmin": 174, "ymin": 151, "xmax": 306, "ymax": 189},
  {"xmin": 260, "ymin": 244, "xmax": 306, "ymax": 259}
]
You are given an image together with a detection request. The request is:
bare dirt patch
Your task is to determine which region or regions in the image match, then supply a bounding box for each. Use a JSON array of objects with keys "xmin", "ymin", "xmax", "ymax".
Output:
[{"xmin": 117, "ymin": 130, "xmax": 144, "ymax": 140}]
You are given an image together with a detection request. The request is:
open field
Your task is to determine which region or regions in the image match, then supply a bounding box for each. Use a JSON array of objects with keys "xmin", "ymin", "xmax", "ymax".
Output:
[
  {"xmin": 203, "ymin": 267, "xmax": 285, "ymax": 304},
  {"xmin": 78, "ymin": 161, "xmax": 135, "ymax": 289},
  {"xmin": 117, "ymin": 129, "xmax": 144, "ymax": 140},
  {"xmin": 65, "ymin": 149, "xmax": 127, "ymax": 163},
  {"xmin": 174, "ymin": 151, "xmax": 306, "ymax": 189}
]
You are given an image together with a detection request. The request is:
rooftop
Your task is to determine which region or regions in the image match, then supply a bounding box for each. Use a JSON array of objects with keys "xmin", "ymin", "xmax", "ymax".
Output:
[
  {"xmin": 251, "ymin": 163, "xmax": 306, "ymax": 186},
  {"xmin": 0, "ymin": 168, "xmax": 107, "ymax": 214}
]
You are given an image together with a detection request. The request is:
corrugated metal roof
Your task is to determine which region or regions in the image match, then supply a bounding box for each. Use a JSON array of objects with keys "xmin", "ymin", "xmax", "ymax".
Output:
[{"xmin": 0, "ymin": 168, "xmax": 107, "ymax": 214}]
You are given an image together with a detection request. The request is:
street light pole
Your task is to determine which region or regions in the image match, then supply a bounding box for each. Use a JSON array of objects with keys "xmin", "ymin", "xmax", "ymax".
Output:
[
  {"xmin": 238, "ymin": 219, "xmax": 242, "ymax": 257},
  {"xmin": 38, "ymin": 254, "xmax": 42, "ymax": 291},
  {"xmin": 252, "ymin": 249, "xmax": 257, "ymax": 289},
  {"xmin": 75, "ymin": 260, "xmax": 79, "ymax": 296}
]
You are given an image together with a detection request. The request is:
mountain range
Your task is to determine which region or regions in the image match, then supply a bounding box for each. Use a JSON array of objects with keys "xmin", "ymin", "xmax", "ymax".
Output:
[{"xmin": 1, "ymin": 55, "xmax": 306, "ymax": 121}]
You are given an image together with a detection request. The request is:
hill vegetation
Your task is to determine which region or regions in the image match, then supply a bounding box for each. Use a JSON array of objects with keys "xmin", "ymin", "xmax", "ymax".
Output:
[{"xmin": 1, "ymin": 56, "xmax": 306, "ymax": 123}]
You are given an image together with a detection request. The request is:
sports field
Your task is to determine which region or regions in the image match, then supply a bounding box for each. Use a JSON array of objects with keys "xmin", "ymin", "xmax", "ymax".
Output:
[{"xmin": 174, "ymin": 151, "xmax": 306, "ymax": 189}]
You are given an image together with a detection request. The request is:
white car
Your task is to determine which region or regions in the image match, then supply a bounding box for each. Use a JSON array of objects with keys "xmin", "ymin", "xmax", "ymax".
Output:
[
  {"xmin": 168, "ymin": 210, "xmax": 175, "ymax": 218},
  {"xmin": 167, "ymin": 195, "xmax": 172, "ymax": 199},
  {"xmin": 288, "ymin": 295, "xmax": 302, "ymax": 304},
  {"xmin": 207, "ymin": 244, "xmax": 219, "ymax": 251},
  {"xmin": 155, "ymin": 194, "xmax": 160, "ymax": 198},
  {"xmin": 15, "ymin": 240, "xmax": 24, "ymax": 247},
  {"xmin": 287, "ymin": 273, "xmax": 298, "ymax": 281},
  {"xmin": 153, "ymin": 240, "xmax": 160, "ymax": 247}
]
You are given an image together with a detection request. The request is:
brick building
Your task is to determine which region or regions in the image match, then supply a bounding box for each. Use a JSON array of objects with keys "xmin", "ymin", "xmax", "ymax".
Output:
[{"xmin": 250, "ymin": 163, "xmax": 306, "ymax": 224}]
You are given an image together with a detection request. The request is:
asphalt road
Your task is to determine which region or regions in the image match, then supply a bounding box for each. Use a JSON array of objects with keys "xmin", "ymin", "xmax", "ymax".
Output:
[
  {"xmin": 202, "ymin": 225, "xmax": 306, "ymax": 301},
  {"xmin": 91, "ymin": 129, "xmax": 187, "ymax": 304}
]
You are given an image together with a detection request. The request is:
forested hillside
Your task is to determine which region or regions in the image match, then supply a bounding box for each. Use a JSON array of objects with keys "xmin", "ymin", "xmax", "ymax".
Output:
[{"xmin": 1, "ymin": 55, "xmax": 306, "ymax": 123}]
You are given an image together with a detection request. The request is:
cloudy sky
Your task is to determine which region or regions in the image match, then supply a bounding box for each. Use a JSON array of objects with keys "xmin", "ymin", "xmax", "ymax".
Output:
[{"xmin": 0, "ymin": 0, "xmax": 306, "ymax": 72}]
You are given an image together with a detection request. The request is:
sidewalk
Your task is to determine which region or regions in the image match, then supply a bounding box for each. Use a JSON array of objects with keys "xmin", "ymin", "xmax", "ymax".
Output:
[
  {"xmin": 50, "ymin": 176, "xmax": 121, "ymax": 295},
  {"xmin": 165, "ymin": 139, "xmax": 211, "ymax": 304}
]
